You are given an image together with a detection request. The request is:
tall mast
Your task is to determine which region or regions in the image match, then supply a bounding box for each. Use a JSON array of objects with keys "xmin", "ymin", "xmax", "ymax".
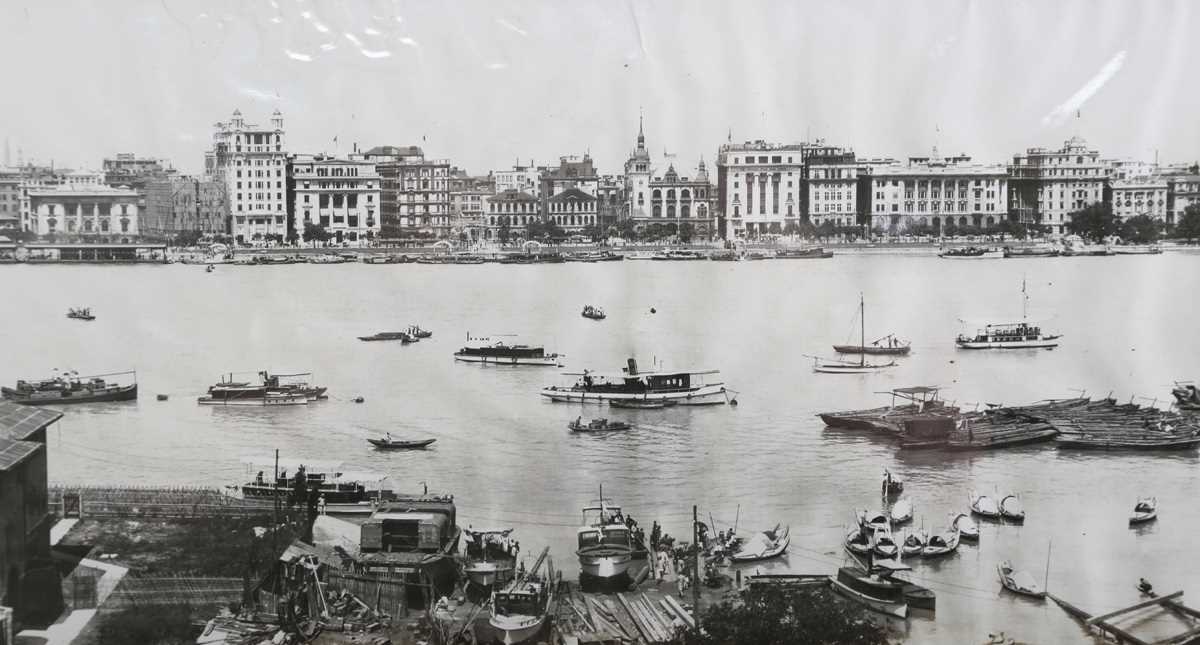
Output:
[
  {"xmin": 1022, "ymin": 276, "xmax": 1028, "ymax": 322},
  {"xmin": 860, "ymin": 293, "xmax": 866, "ymax": 367}
]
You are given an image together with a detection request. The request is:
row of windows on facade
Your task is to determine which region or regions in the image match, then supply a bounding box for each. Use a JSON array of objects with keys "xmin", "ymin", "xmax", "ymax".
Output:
[
  {"xmin": 235, "ymin": 145, "xmax": 283, "ymax": 154},
  {"xmin": 237, "ymin": 193, "xmax": 283, "ymax": 202},
  {"xmin": 1040, "ymin": 188, "xmax": 1100, "ymax": 198},
  {"xmin": 236, "ymin": 169, "xmax": 282, "ymax": 179},
  {"xmin": 236, "ymin": 204, "xmax": 284, "ymax": 212},
  {"xmin": 301, "ymin": 194, "xmax": 374, "ymax": 208},
  {"xmin": 874, "ymin": 179, "xmax": 1000, "ymax": 189},
  {"xmin": 295, "ymin": 166, "xmax": 369, "ymax": 177},
  {"xmin": 234, "ymin": 133, "xmax": 281, "ymax": 144},
  {"xmin": 303, "ymin": 214, "xmax": 375, "ymax": 228},
  {"xmin": 645, "ymin": 204, "xmax": 709, "ymax": 218},
  {"xmin": 39, "ymin": 204, "xmax": 132, "ymax": 216},
  {"xmin": 235, "ymin": 216, "xmax": 286, "ymax": 225},
  {"xmin": 237, "ymin": 181, "xmax": 283, "ymax": 190},
  {"xmin": 46, "ymin": 218, "xmax": 130, "ymax": 233},
  {"xmin": 875, "ymin": 190, "xmax": 998, "ymax": 200},
  {"xmin": 808, "ymin": 169, "xmax": 856, "ymax": 179},
  {"xmin": 234, "ymin": 159, "xmax": 284, "ymax": 167},
  {"xmin": 874, "ymin": 201, "xmax": 999, "ymax": 213},
  {"xmin": 730, "ymin": 155, "xmax": 796, "ymax": 165}
]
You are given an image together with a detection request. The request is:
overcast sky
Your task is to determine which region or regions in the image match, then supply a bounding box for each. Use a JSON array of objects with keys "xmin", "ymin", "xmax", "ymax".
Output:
[{"xmin": 2, "ymin": 0, "xmax": 1197, "ymax": 175}]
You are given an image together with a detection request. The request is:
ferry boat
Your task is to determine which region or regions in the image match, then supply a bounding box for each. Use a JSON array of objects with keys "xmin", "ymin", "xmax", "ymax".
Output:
[
  {"xmin": 541, "ymin": 358, "xmax": 727, "ymax": 405},
  {"xmin": 490, "ymin": 552, "xmax": 557, "ymax": 644},
  {"xmin": 575, "ymin": 496, "xmax": 635, "ymax": 581},
  {"xmin": 937, "ymin": 246, "xmax": 1002, "ymax": 259},
  {"xmin": 463, "ymin": 527, "xmax": 517, "ymax": 589},
  {"xmin": 454, "ymin": 334, "xmax": 562, "ymax": 366},
  {"xmin": 197, "ymin": 371, "xmax": 327, "ymax": 405},
  {"xmin": 66, "ymin": 307, "xmax": 96, "ymax": 320},
  {"xmin": 955, "ymin": 278, "xmax": 1060, "ymax": 349},
  {"xmin": 2, "ymin": 370, "xmax": 138, "ymax": 405},
  {"xmin": 650, "ymin": 248, "xmax": 706, "ymax": 261},
  {"xmin": 1003, "ymin": 244, "xmax": 1060, "ymax": 258},
  {"xmin": 775, "ymin": 247, "xmax": 833, "ymax": 259},
  {"xmin": 1110, "ymin": 244, "xmax": 1164, "ymax": 255}
]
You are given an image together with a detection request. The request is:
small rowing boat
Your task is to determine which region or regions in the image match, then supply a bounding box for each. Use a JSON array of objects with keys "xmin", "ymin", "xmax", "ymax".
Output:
[
  {"xmin": 367, "ymin": 437, "xmax": 437, "ymax": 450},
  {"xmin": 730, "ymin": 524, "xmax": 789, "ymax": 562},
  {"xmin": 1129, "ymin": 497, "xmax": 1157, "ymax": 524},
  {"xmin": 921, "ymin": 528, "xmax": 959, "ymax": 557},
  {"xmin": 951, "ymin": 513, "xmax": 979, "ymax": 542},
  {"xmin": 568, "ymin": 417, "xmax": 631, "ymax": 433},
  {"xmin": 997, "ymin": 560, "xmax": 1046, "ymax": 599},
  {"xmin": 999, "ymin": 494, "xmax": 1025, "ymax": 523},
  {"xmin": 970, "ymin": 492, "xmax": 1000, "ymax": 519},
  {"xmin": 901, "ymin": 530, "xmax": 927, "ymax": 557}
]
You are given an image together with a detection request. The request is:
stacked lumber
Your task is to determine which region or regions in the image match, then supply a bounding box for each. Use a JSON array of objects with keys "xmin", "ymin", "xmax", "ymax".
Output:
[{"xmin": 1037, "ymin": 399, "xmax": 1200, "ymax": 450}]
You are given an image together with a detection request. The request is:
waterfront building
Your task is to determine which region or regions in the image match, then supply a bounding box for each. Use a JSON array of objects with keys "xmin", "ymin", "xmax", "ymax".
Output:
[
  {"xmin": 449, "ymin": 173, "xmax": 493, "ymax": 241},
  {"xmin": 142, "ymin": 175, "xmax": 228, "ymax": 238},
  {"xmin": 27, "ymin": 182, "xmax": 141, "ymax": 238},
  {"xmin": 289, "ymin": 154, "xmax": 381, "ymax": 244},
  {"xmin": 102, "ymin": 153, "xmax": 171, "ymax": 189},
  {"xmin": 373, "ymin": 147, "xmax": 451, "ymax": 240},
  {"xmin": 1168, "ymin": 174, "xmax": 1200, "ymax": 224},
  {"xmin": 802, "ymin": 143, "xmax": 859, "ymax": 229},
  {"xmin": 597, "ymin": 175, "xmax": 624, "ymax": 232},
  {"xmin": 539, "ymin": 154, "xmax": 600, "ymax": 234},
  {"xmin": 0, "ymin": 401, "xmax": 62, "ymax": 627},
  {"xmin": 483, "ymin": 189, "xmax": 539, "ymax": 239},
  {"xmin": 623, "ymin": 120, "xmax": 715, "ymax": 238},
  {"xmin": 865, "ymin": 152, "xmax": 1007, "ymax": 234},
  {"xmin": 207, "ymin": 109, "xmax": 288, "ymax": 243},
  {"xmin": 493, "ymin": 161, "xmax": 541, "ymax": 198},
  {"xmin": 0, "ymin": 169, "xmax": 20, "ymax": 233},
  {"xmin": 1105, "ymin": 158, "xmax": 1159, "ymax": 181},
  {"xmin": 1108, "ymin": 176, "xmax": 1169, "ymax": 222},
  {"xmin": 716, "ymin": 140, "xmax": 806, "ymax": 238},
  {"xmin": 1008, "ymin": 136, "xmax": 1106, "ymax": 236}
]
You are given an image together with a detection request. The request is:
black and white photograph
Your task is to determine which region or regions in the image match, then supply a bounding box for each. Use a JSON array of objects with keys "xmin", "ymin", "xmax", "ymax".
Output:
[{"xmin": 1, "ymin": 1, "xmax": 1200, "ymax": 644}]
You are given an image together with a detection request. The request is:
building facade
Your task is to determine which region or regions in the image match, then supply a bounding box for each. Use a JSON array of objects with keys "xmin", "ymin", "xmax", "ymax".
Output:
[
  {"xmin": 290, "ymin": 154, "xmax": 380, "ymax": 244},
  {"xmin": 0, "ymin": 402, "xmax": 61, "ymax": 627},
  {"xmin": 716, "ymin": 141, "xmax": 806, "ymax": 237},
  {"xmin": 142, "ymin": 175, "xmax": 227, "ymax": 238},
  {"xmin": 1108, "ymin": 176, "xmax": 1168, "ymax": 222},
  {"xmin": 492, "ymin": 162, "xmax": 541, "ymax": 198},
  {"xmin": 375, "ymin": 150, "xmax": 451, "ymax": 239},
  {"xmin": 0, "ymin": 170, "xmax": 20, "ymax": 232},
  {"xmin": 483, "ymin": 189, "xmax": 539, "ymax": 239},
  {"xmin": 596, "ymin": 175, "xmax": 624, "ymax": 231},
  {"xmin": 27, "ymin": 183, "xmax": 141, "ymax": 237},
  {"xmin": 1008, "ymin": 136, "xmax": 1105, "ymax": 236},
  {"xmin": 622, "ymin": 121, "xmax": 715, "ymax": 238},
  {"xmin": 545, "ymin": 188, "xmax": 597, "ymax": 232},
  {"xmin": 102, "ymin": 153, "xmax": 171, "ymax": 189},
  {"xmin": 865, "ymin": 154, "xmax": 1007, "ymax": 233},
  {"xmin": 802, "ymin": 145, "xmax": 859, "ymax": 228},
  {"xmin": 1168, "ymin": 174, "xmax": 1200, "ymax": 224},
  {"xmin": 208, "ymin": 109, "xmax": 288, "ymax": 242}
]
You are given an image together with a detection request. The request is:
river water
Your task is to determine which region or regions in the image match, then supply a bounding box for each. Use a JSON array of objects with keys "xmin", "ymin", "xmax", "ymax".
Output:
[{"xmin": 4, "ymin": 251, "xmax": 1200, "ymax": 643}]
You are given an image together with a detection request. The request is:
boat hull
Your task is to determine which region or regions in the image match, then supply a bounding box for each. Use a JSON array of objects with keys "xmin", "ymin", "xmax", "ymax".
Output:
[
  {"xmin": 1129, "ymin": 512, "xmax": 1157, "ymax": 524},
  {"xmin": 577, "ymin": 552, "xmax": 633, "ymax": 579},
  {"xmin": 455, "ymin": 354, "xmax": 560, "ymax": 366},
  {"xmin": 198, "ymin": 394, "xmax": 308, "ymax": 406},
  {"xmin": 956, "ymin": 339, "xmax": 1059, "ymax": 349},
  {"xmin": 489, "ymin": 615, "xmax": 546, "ymax": 645},
  {"xmin": 814, "ymin": 362, "xmax": 895, "ymax": 374},
  {"xmin": 542, "ymin": 384, "xmax": 726, "ymax": 405},
  {"xmin": 2, "ymin": 383, "xmax": 138, "ymax": 405},
  {"xmin": 829, "ymin": 578, "xmax": 907, "ymax": 619},
  {"xmin": 832, "ymin": 345, "xmax": 911, "ymax": 356}
]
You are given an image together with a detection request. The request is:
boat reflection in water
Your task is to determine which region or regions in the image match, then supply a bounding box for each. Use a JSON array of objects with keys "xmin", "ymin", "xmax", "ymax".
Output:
[{"xmin": 542, "ymin": 358, "xmax": 727, "ymax": 405}]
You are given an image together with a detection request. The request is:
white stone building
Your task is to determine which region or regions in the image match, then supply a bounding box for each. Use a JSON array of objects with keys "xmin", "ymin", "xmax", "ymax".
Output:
[
  {"xmin": 28, "ymin": 183, "xmax": 140, "ymax": 237},
  {"xmin": 716, "ymin": 141, "xmax": 806, "ymax": 237},
  {"xmin": 290, "ymin": 154, "xmax": 381, "ymax": 244},
  {"xmin": 1008, "ymin": 136, "xmax": 1106, "ymax": 236},
  {"xmin": 208, "ymin": 109, "xmax": 288, "ymax": 242},
  {"xmin": 1168, "ymin": 174, "xmax": 1200, "ymax": 224},
  {"xmin": 492, "ymin": 162, "xmax": 541, "ymax": 199},
  {"xmin": 867, "ymin": 154, "xmax": 1007, "ymax": 233},
  {"xmin": 1109, "ymin": 176, "xmax": 1168, "ymax": 222}
]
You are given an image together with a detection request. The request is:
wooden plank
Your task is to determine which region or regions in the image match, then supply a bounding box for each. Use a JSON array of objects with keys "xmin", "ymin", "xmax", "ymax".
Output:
[
  {"xmin": 1048, "ymin": 592, "xmax": 1093, "ymax": 621},
  {"xmin": 1086, "ymin": 591, "xmax": 1184, "ymax": 625},
  {"xmin": 1152, "ymin": 623, "xmax": 1200, "ymax": 645},
  {"xmin": 616, "ymin": 593, "xmax": 653, "ymax": 644}
]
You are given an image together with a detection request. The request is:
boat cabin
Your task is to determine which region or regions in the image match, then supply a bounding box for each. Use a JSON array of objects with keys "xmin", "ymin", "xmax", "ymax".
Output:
[
  {"xmin": 964, "ymin": 322, "xmax": 1044, "ymax": 343},
  {"xmin": 360, "ymin": 496, "xmax": 458, "ymax": 554},
  {"xmin": 565, "ymin": 359, "xmax": 718, "ymax": 394},
  {"xmin": 884, "ymin": 386, "xmax": 942, "ymax": 411}
]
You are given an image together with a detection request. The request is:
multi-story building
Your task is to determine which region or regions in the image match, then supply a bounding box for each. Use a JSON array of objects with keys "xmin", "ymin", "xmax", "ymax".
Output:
[
  {"xmin": 449, "ymin": 173, "xmax": 493, "ymax": 241},
  {"xmin": 374, "ymin": 147, "xmax": 451, "ymax": 239},
  {"xmin": 1168, "ymin": 174, "xmax": 1200, "ymax": 224},
  {"xmin": 0, "ymin": 402, "xmax": 62, "ymax": 627},
  {"xmin": 865, "ymin": 153, "xmax": 1007, "ymax": 233},
  {"xmin": 1008, "ymin": 136, "xmax": 1106, "ymax": 236},
  {"xmin": 492, "ymin": 161, "xmax": 541, "ymax": 198},
  {"xmin": 541, "ymin": 154, "xmax": 599, "ymax": 199},
  {"xmin": 142, "ymin": 175, "xmax": 227, "ymax": 238},
  {"xmin": 1108, "ymin": 176, "xmax": 1168, "ymax": 222},
  {"xmin": 622, "ymin": 121, "xmax": 715, "ymax": 238},
  {"xmin": 102, "ymin": 153, "xmax": 171, "ymax": 189},
  {"xmin": 546, "ymin": 188, "xmax": 598, "ymax": 233},
  {"xmin": 597, "ymin": 175, "xmax": 624, "ymax": 232},
  {"xmin": 289, "ymin": 154, "xmax": 381, "ymax": 244},
  {"xmin": 208, "ymin": 109, "xmax": 288, "ymax": 242},
  {"xmin": 483, "ymin": 189, "xmax": 539, "ymax": 240},
  {"xmin": 27, "ymin": 182, "xmax": 141, "ymax": 237},
  {"xmin": 716, "ymin": 141, "xmax": 806, "ymax": 238},
  {"xmin": 0, "ymin": 169, "xmax": 20, "ymax": 232},
  {"xmin": 801, "ymin": 144, "xmax": 859, "ymax": 228}
]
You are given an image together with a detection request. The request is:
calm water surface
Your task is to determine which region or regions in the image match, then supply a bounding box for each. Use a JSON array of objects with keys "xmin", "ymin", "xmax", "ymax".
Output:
[{"xmin": 4, "ymin": 252, "xmax": 1200, "ymax": 644}]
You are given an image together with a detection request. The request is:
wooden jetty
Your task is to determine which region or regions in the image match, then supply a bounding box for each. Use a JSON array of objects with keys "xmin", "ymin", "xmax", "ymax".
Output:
[{"xmin": 1049, "ymin": 589, "xmax": 1200, "ymax": 645}]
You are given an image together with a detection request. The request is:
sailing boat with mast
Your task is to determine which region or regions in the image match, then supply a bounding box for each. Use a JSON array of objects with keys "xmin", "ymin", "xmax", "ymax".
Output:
[
  {"xmin": 956, "ymin": 277, "xmax": 1061, "ymax": 350},
  {"xmin": 814, "ymin": 294, "xmax": 899, "ymax": 374}
]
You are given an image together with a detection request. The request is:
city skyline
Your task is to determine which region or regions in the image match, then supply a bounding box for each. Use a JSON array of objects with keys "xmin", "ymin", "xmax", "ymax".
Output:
[{"xmin": 2, "ymin": 0, "xmax": 1199, "ymax": 175}]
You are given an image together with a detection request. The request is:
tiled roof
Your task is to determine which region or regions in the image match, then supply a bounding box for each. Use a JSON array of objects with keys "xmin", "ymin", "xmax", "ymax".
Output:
[
  {"xmin": 0, "ymin": 401, "xmax": 62, "ymax": 442},
  {"xmin": 547, "ymin": 188, "xmax": 596, "ymax": 202},
  {"xmin": 0, "ymin": 437, "xmax": 40, "ymax": 471}
]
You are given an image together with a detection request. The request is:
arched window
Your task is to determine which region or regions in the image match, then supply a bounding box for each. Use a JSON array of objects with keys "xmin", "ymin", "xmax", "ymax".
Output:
[
  {"xmin": 652, "ymin": 189, "xmax": 662, "ymax": 200},
  {"xmin": 959, "ymin": 217, "xmax": 968, "ymax": 226},
  {"xmin": 637, "ymin": 192, "xmax": 644, "ymax": 205},
  {"xmin": 667, "ymin": 205, "xmax": 676, "ymax": 218},
  {"xmin": 697, "ymin": 204, "xmax": 708, "ymax": 218},
  {"xmin": 652, "ymin": 204, "xmax": 662, "ymax": 218},
  {"xmin": 682, "ymin": 204, "xmax": 690, "ymax": 218},
  {"xmin": 666, "ymin": 189, "xmax": 675, "ymax": 200},
  {"xmin": 681, "ymin": 189, "xmax": 691, "ymax": 200}
]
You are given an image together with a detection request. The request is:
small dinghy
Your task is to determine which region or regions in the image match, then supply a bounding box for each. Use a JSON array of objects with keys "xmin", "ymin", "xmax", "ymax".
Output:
[
  {"xmin": 921, "ymin": 528, "xmax": 960, "ymax": 557},
  {"xmin": 830, "ymin": 563, "xmax": 911, "ymax": 619},
  {"xmin": 1129, "ymin": 497, "xmax": 1157, "ymax": 524},
  {"xmin": 901, "ymin": 530, "xmax": 928, "ymax": 557},
  {"xmin": 890, "ymin": 498, "xmax": 914, "ymax": 524},
  {"xmin": 997, "ymin": 560, "xmax": 1046, "ymax": 599},
  {"xmin": 999, "ymin": 495, "xmax": 1025, "ymax": 523},
  {"xmin": 845, "ymin": 528, "xmax": 872, "ymax": 555},
  {"xmin": 871, "ymin": 526, "xmax": 899, "ymax": 559},
  {"xmin": 952, "ymin": 513, "xmax": 980, "ymax": 542},
  {"xmin": 858, "ymin": 509, "xmax": 891, "ymax": 531},
  {"xmin": 730, "ymin": 524, "xmax": 790, "ymax": 562},
  {"xmin": 609, "ymin": 398, "xmax": 675, "ymax": 409},
  {"xmin": 581, "ymin": 305, "xmax": 606, "ymax": 320},
  {"xmin": 367, "ymin": 437, "xmax": 437, "ymax": 450},
  {"xmin": 970, "ymin": 491, "xmax": 1001, "ymax": 519},
  {"xmin": 568, "ymin": 417, "xmax": 631, "ymax": 433},
  {"xmin": 882, "ymin": 470, "xmax": 904, "ymax": 498}
]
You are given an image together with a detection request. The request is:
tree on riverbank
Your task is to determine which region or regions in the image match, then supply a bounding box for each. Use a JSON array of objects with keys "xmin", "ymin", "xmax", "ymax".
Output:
[
  {"xmin": 1066, "ymin": 203, "xmax": 1118, "ymax": 241},
  {"xmin": 680, "ymin": 585, "xmax": 890, "ymax": 645},
  {"xmin": 302, "ymin": 222, "xmax": 331, "ymax": 245},
  {"xmin": 1176, "ymin": 204, "xmax": 1200, "ymax": 242},
  {"xmin": 1118, "ymin": 214, "xmax": 1163, "ymax": 244}
]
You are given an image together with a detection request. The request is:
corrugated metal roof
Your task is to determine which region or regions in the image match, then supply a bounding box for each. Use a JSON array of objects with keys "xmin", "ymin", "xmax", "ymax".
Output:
[
  {"xmin": 0, "ymin": 436, "xmax": 40, "ymax": 471},
  {"xmin": 0, "ymin": 401, "xmax": 62, "ymax": 441}
]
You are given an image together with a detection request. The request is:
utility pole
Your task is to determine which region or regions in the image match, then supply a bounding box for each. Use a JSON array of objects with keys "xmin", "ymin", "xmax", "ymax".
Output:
[
  {"xmin": 692, "ymin": 504, "xmax": 701, "ymax": 619},
  {"xmin": 273, "ymin": 448, "xmax": 279, "ymax": 596}
]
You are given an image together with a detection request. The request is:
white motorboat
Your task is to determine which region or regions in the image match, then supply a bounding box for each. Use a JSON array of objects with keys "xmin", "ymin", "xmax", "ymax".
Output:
[
  {"xmin": 997, "ymin": 560, "xmax": 1046, "ymax": 599},
  {"xmin": 489, "ymin": 555, "xmax": 557, "ymax": 644},
  {"xmin": 890, "ymin": 498, "xmax": 914, "ymax": 524},
  {"xmin": 952, "ymin": 513, "xmax": 980, "ymax": 541},
  {"xmin": 921, "ymin": 528, "xmax": 960, "ymax": 557},
  {"xmin": 999, "ymin": 495, "xmax": 1025, "ymax": 522},
  {"xmin": 575, "ymin": 494, "xmax": 634, "ymax": 580},
  {"xmin": 542, "ymin": 358, "xmax": 727, "ymax": 405},
  {"xmin": 455, "ymin": 334, "xmax": 561, "ymax": 366},
  {"xmin": 730, "ymin": 524, "xmax": 789, "ymax": 562},
  {"xmin": 1129, "ymin": 497, "xmax": 1157, "ymax": 524},
  {"xmin": 463, "ymin": 528, "xmax": 516, "ymax": 588},
  {"xmin": 955, "ymin": 278, "xmax": 1060, "ymax": 350},
  {"xmin": 970, "ymin": 492, "xmax": 1001, "ymax": 519}
]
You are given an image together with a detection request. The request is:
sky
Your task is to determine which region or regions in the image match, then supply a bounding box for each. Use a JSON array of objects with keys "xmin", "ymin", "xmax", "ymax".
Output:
[{"xmin": 1, "ymin": 0, "xmax": 1198, "ymax": 176}]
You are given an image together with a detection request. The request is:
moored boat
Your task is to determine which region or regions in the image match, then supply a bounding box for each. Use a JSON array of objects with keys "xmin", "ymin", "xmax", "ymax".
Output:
[
  {"xmin": 890, "ymin": 498, "xmax": 914, "ymax": 524},
  {"xmin": 951, "ymin": 513, "xmax": 980, "ymax": 542},
  {"xmin": 2, "ymin": 370, "xmax": 138, "ymax": 405},
  {"xmin": 235, "ymin": 459, "xmax": 389, "ymax": 509},
  {"xmin": 997, "ymin": 560, "xmax": 1046, "ymax": 598},
  {"xmin": 358, "ymin": 331, "xmax": 416, "ymax": 342},
  {"xmin": 970, "ymin": 492, "xmax": 1001, "ymax": 519},
  {"xmin": 938, "ymin": 246, "xmax": 1002, "ymax": 259},
  {"xmin": 463, "ymin": 527, "xmax": 516, "ymax": 589},
  {"xmin": 197, "ymin": 371, "xmax": 326, "ymax": 405},
  {"xmin": 1110, "ymin": 244, "xmax": 1163, "ymax": 255},
  {"xmin": 901, "ymin": 530, "xmax": 928, "ymax": 557},
  {"xmin": 921, "ymin": 528, "xmax": 960, "ymax": 557},
  {"xmin": 999, "ymin": 494, "xmax": 1025, "ymax": 522},
  {"xmin": 775, "ymin": 247, "xmax": 833, "ymax": 259},
  {"xmin": 650, "ymin": 248, "xmax": 705, "ymax": 261},
  {"xmin": 1003, "ymin": 244, "xmax": 1060, "ymax": 258},
  {"xmin": 871, "ymin": 525, "xmax": 899, "ymax": 559},
  {"xmin": 455, "ymin": 334, "xmax": 561, "ymax": 366},
  {"xmin": 818, "ymin": 386, "xmax": 954, "ymax": 435},
  {"xmin": 542, "ymin": 358, "xmax": 727, "ymax": 405},
  {"xmin": 882, "ymin": 470, "xmax": 904, "ymax": 498},
  {"xmin": 575, "ymin": 495, "xmax": 635, "ymax": 581},
  {"xmin": 845, "ymin": 527, "xmax": 872, "ymax": 555},
  {"xmin": 609, "ymin": 398, "xmax": 676, "ymax": 409},
  {"xmin": 956, "ymin": 278, "xmax": 1060, "ymax": 349},
  {"xmin": 409, "ymin": 325, "xmax": 433, "ymax": 339},
  {"xmin": 830, "ymin": 565, "xmax": 909, "ymax": 619},
  {"xmin": 815, "ymin": 294, "xmax": 900, "ymax": 373},
  {"xmin": 66, "ymin": 306, "xmax": 96, "ymax": 320},
  {"xmin": 1129, "ymin": 497, "xmax": 1157, "ymax": 524},
  {"xmin": 581, "ymin": 305, "xmax": 606, "ymax": 320},
  {"xmin": 730, "ymin": 524, "xmax": 789, "ymax": 562},
  {"xmin": 489, "ymin": 554, "xmax": 557, "ymax": 645},
  {"xmin": 833, "ymin": 334, "xmax": 911, "ymax": 356},
  {"xmin": 568, "ymin": 417, "xmax": 631, "ymax": 433},
  {"xmin": 367, "ymin": 437, "xmax": 437, "ymax": 450}
]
